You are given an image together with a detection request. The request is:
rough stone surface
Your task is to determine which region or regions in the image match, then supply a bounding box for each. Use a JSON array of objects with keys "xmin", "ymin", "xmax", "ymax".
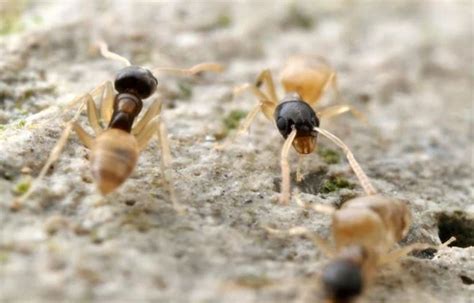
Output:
[{"xmin": 0, "ymin": 1, "xmax": 472, "ymax": 303}]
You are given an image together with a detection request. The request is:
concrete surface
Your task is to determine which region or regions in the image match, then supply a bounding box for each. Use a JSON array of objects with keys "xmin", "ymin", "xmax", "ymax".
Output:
[{"xmin": 0, "ymin": 1, "xmax": 472, "ymax": 302}]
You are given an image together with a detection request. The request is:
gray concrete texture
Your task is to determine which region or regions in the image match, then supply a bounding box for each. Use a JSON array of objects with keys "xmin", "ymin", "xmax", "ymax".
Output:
[{"xmin": 0, "ymin": 1, "xmax": 472, "ymax": 303}]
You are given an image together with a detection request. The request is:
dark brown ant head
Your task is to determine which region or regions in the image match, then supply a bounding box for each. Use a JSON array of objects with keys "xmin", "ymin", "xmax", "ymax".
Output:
[
  {"xmin": 115, "ymin": 66, "xmax": 158, "ymax": 99},
  {"xmin": 321, "ymin": 258, "xmax": 363, "ymax": 303},
  {"xmin": 274, "ymin": 96, "xmax": 320, "ymax": 154}
]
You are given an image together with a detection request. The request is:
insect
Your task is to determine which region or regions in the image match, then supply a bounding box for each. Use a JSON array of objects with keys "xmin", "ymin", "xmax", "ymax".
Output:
[
  {"xmin": 226, "ymin": 55, "xmax": 365, "ymax": 204},
  {"xmin": 12, "ymin": 42, "xmax": 223, "ymax": 211},
  {"xmin": 267, "ymin": 127, "xmax": 455, "ymax": 303}
]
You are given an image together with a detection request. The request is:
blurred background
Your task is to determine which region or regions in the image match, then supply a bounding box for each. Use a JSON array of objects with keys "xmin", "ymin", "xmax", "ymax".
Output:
[{"xmin": 0, "ymin": 1, "xmax": 472, "ymax": 303}]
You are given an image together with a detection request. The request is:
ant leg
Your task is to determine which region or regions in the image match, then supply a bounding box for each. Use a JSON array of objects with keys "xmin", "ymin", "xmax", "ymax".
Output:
[
  {"xmin": 85, "ymin": 94, "xmax": 102, "ymax": 134},
  {"xmin": 313, "ymin": 127, "xmax": 377, "ymax": 196},
  {"xmin": 152, "ymin": 63, "xmax": 224, "ymax": 77},
  {"xmin": 279, "ymin": 128, "xmax": 298, "ymax": 204},
  {"xmin": 319, "ymin": 72, "xmax": 342, "ymax": 103},
  {"xmin": 294, "ymin": 193, "xmax": 336, "ymax": 216},
  {"xmin": 11, "ymin": 98, "xmax": 88, "ymax": 211},
  {"xmin": 317, "ymin": 104, "xmax": 367, "ymax": 123},
  {"xmin": 136, "ymin": 115, "xmax": 160, "ymax": 151},
  {"xmin": 264, "ymin": 225, "xmax": 334, "ymax": 258},
  {"xmin": 323, "ymin": 72, "xmax": 339, "ymax": 98},
  {"xmin": 85, "ymin": 81, "xmax": 111, "ymax": 101},
  {"xmin": 99, "ymin": 81, "xmax": 115, "ymax": 126},
  {"xmin": 233, "ymin": 83, "xmax": 276, "ymax": 120},
  {"xmin": 73, "ymin": 123, "xmax": 94, "ymax": 148},
  {"xmin": 97, "ymin": 41, "xmax": 131, "ymax": 66},
  {"xmin": 233, "ymin": 83, "xmax": 269, "ymax": 100},
  {"xmin": 215, "ymin": 101, "xmax": 274, "ymax": 150},
  {"xmin": 317, "ymin": 72, "xmax": 367, "ymax": 123},
  {"xmin": 237, "ymin": 102, "xmax": 263, "ymax": 135},
  {"xmin": 135, "ymin": 116, "xmax": 183, "ymax": 214},
  {"xmin": 255, "ymin": 69, "xmax": 279, "ymax": 104},
  {"xmin": 215, "ymin": 80, "xmax": 277, "ymax": 150},
  {"xmin": 12, "ymin": 79, "xmax": 112, "ymax": 210},
  {"xmin": 43, "ymin": 82, "xmax": 108, "ymax": 127},
  {"xmin": 214, "ymin": 102, "xmax": 262, "ymax": 151},
  {"xmin": 296, "ymin": 155, "xmax": 305, "ymax": 182},
  {"xmin": 156, "ymin": 120, "xmax": 183, "ymax": 214},
  {"xmin": 132, "ymin": 98, "xmax": 162, "ymax": 136},
  {"xmin": 379, "ymin": 237, "xmax": 456, "ymax": 266}
]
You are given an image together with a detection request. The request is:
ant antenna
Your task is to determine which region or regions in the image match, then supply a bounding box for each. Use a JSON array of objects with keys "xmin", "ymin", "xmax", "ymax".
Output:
[
  {"xmin": 152, "ymin": 63, "xmax": 224, "ymax": 78},
  {"xmin": 313, "ymin": 127, "xmax": 377, "ymax": 196},
  {"xmin": 97, "ymin": 41, "xmax": 223, "ymax": 78},
  {"xmin": 97, "ymin": 41, "xmax": 132, "ymax": 66},
  {"xmin": 279, "ymin": 127, "xmax": 298, "ymax": 204}
]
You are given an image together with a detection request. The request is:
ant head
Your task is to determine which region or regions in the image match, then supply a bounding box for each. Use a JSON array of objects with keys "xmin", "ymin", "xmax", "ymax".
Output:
[
  {"xmin": 274, "ymin": 97, "xmax": 320, "ymax": 154},
  {"xmin": 322, "ymin": 258, "xmax": 363, "ymax": 303},
  {"xmin": 115, "ymin": 66, "xmax": 158, "ymax": 99}
]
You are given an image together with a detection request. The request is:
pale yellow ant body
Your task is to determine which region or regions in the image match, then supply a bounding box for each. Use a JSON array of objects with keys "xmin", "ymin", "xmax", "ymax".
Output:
[
  {"xmin": 13, "ymin": 43, "xmax": 222, "ymax": 211},
  {"xmin": 268, "ymin": 128, "xmax": 454, "ymax": 302},
  {"xmin": 227, "ymin": 55, "xmax": 365, "ymax": 204}
]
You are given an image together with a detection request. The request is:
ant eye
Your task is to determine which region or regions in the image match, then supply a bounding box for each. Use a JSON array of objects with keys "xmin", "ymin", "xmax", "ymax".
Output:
[
  {"xmin": 287, "ymin": 118, "xmax": 296, "ymax": 132},
  {"xmin": 115, "ymin": 66, "xmax": 158, "ymax": 99},
  {"xmin": 276, "ymin": 117, "xmax": 288, "ymax": 133}
]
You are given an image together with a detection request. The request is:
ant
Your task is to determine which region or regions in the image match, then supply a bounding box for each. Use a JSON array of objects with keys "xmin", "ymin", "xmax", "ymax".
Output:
[
  {"xmin": 12, "ymin": 42, "xmax": 223, "ymax": 212},
  {"xmin": 224, "ymin": 55, "xmax": 366, "ymax": 204},
  {"xmin": 266, "ymin": 127, "xmax": 455, "ymax": 303}
]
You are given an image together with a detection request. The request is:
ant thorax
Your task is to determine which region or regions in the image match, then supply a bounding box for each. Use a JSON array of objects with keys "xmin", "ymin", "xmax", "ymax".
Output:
[
  {"xmin": 107, "ymin": 66, "xmax": 158, "ymax": 132},
  {"xmin": 108, "ymin": 93, "xmax": 143, "ymax": 132}
]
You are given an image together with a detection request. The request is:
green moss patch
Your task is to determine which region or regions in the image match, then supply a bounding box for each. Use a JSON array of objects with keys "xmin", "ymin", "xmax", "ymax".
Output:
[
  {"xmin": 216, "ymin": 109, "xmax": 248, "ymax": 140},
  {"xmin": 318, "ymin": 147, "xmax": 341, "ymax": 164},
  {"xmin": 13, "ymin": 178, "xmax": 31, "ymax": 195},
  {"xmin": 320, "ymin": 176, "xmax": 353, "ymax": 193}
]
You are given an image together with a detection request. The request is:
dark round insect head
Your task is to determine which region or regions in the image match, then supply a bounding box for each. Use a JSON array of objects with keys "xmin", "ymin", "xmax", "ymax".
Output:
[
  {"xmin": 114, "ymin": 66, "xmax": 158, "ymax": 99},
  {"xmin": 274, "ymin": 98, "xmax": 320, "ymax": 154},
  {"xmin": 322, "ymin": 259, "xmax": 363, "ymax": 302}
]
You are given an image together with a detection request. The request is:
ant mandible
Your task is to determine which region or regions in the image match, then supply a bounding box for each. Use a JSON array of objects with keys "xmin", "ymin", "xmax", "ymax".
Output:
[
  {"xmin": 227, "ymin": 55, "xmax": 365, "ymax": 204},
  {"xmin": 267, "ymin": 127, "xmax": 455, "ymax": 303},
  {"xmin": 12, "ymin": 42, "xmax": 223, "ymax": 212}
]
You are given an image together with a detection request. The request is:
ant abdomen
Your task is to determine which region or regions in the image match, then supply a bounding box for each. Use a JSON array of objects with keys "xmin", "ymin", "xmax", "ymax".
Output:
[
  {"xmin": 332, "ymin": 207, "xmax": 387, "ymax": 253},
  {"xmin": 332, "ymin": 195, "xmax": 412, "ymax": 253},
  {"xmin": 90, "ymin": 129, "xmax": 139, "ymax": 194},
  {"xmin": 280, "ymin": 55, "xmax": 333, "ymax": 104},
  {"xmin": 274, "ymin": 97, "xmax": 320, "ymax": 154},
  {"xmin": 12, "ymin": 41, "xmax": 223, "ymax": 210}
]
